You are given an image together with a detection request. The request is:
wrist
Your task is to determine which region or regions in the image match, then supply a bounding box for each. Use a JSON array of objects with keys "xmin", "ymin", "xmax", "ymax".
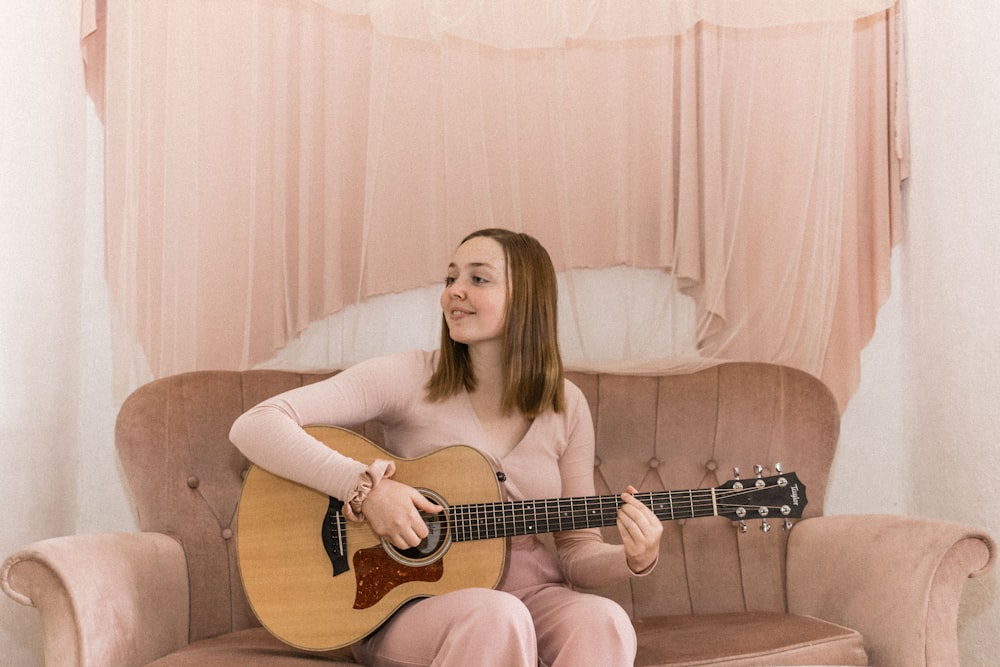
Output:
[{"xmin": 343, "ymin": 458, "xmax": 396, "ymax": 522}]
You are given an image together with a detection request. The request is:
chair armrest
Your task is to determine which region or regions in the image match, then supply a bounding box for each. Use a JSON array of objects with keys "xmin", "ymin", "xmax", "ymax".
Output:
[
  {"xmin": 2, "ymin": 532, "xmax": 190, "ymax": 667},
  {"xmin": 787, "ymin": 514, "xmax": 996, "ymax": 667}
]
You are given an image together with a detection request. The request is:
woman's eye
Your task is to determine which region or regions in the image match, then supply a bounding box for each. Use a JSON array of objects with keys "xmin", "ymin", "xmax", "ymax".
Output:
[
  {"xmin": 472, "ymin": 275, "xmax": 487, "ymax": 284},
  {"xmin": 444, "ymin": 276, "xmax": 456, "ymax": 286}
]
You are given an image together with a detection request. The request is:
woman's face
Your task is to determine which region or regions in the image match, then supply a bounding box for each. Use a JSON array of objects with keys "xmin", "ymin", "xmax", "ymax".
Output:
[{"xmin": 441, "ymin": 236, "xmax": 508, "ymax": 349}]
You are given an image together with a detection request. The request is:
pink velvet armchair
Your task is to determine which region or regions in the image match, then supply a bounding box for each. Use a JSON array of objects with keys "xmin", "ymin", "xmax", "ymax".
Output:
[{"xmin": 3, "ymin": 363, "xmax": 995, "ymax": 666}]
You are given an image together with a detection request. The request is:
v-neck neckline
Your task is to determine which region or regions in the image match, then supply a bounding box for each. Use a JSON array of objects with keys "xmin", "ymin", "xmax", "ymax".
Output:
[{"xmin": 462, "ymin": 389, "xmax": 535, "ymax": 459}]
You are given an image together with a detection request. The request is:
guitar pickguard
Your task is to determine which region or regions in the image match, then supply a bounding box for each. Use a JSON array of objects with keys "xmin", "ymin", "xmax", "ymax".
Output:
[{"xmin": 352, "ymin": 546, "xmax": 444, "ymax": 609}]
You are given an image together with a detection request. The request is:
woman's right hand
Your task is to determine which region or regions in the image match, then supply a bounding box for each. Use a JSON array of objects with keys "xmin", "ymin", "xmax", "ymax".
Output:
[{"xmin": 361, "ymin": 478, "xmax": 442, "ymax": 549}]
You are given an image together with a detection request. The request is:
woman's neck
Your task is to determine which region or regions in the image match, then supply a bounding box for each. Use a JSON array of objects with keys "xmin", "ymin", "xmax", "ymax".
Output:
[
  {"xmin": 466, "ymin": 343, "xmax": 533, "ymax": 455},
  {"xmin": 467, "ymin": 342, "xmax": 506, "ymax": 409}
]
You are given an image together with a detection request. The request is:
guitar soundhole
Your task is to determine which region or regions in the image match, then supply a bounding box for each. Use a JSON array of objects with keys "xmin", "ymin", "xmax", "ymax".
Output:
[{"xmin": 383, "ymin": 488, "xmax": 451, "ymax": 567}]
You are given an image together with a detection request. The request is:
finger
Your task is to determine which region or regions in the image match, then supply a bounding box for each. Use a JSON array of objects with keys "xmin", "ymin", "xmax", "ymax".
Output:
[
  {"xmin": 616, "ymin": 513, "xmax": 645, "ymax": 542},
  {"xmin": 393, "ymin": 525, "xmax": 425, "ymax": 549},
  {"xmin": 621, "ymin": 490, "xmax": 659, "ymax": 525},
  {"xmin": 617, "ymin": 507, "xmax": 645, "ymax": 533},
  {"xmin": 389, "ymin": 532, "xmax": 413, "ymax": 549},
  {"xmin": 620, "ymin": 509, "xmax": 660, "ymax": 545},
  {"xmin": 619, "ymin": 497, "xmax": 653, "ymax": 527},
  {"xmin": 413, "ymin": 492, "xmax": 443, "ymax": 514},
  {"xmin": 620, "ymin": 486, "xmax": 649, "ymax": 512}
]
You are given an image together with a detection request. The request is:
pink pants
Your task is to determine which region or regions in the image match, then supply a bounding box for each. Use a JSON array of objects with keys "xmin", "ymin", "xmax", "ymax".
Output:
[{"xmin": 353, "ymin": 584, "xmax": 637, "ymax": 667}]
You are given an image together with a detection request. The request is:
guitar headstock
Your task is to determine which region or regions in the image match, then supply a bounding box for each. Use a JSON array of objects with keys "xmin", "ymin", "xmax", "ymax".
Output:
[{"xmin": 715, "ymin": 466, "xmax": 807, "ymax": 533}]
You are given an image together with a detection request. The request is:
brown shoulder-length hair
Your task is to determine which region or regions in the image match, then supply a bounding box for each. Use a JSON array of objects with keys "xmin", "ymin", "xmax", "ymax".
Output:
[{"xmin": 426, "ymin": 228, "xmax": 564, "ymax": 417}]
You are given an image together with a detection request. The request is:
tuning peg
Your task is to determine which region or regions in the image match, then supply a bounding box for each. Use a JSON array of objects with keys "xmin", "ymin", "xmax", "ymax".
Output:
[
  {"xmin": 784, "ymin": 519, "xmax": 794, "ymax": 531},
  {"xmin": 733, "ymin": 467, "xmax": 741, "ymax": 479},
  {"xmin": 775, "ymin": 462, "xmax": 783, "ymax": 474},
  {"xmin": 754, "ymin": 465, "xmax": 764, "ymax": 477},
  {"xmin": 738, "ymin": 520, "xmax": 749, "ymax": 534},
  {"xmin": 760, "ymin": 519, "xmax": 771, "ymax": 533},
  {"xmin": 732, "ymin": 467, "xmax": 744, "ymax": 490}
]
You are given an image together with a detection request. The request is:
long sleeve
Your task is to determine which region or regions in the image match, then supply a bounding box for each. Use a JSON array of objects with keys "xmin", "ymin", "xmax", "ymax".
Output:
[
  {"xmin": 229, "ymin": 390, "xmax": 371, "ymax": 504},
  {"xmin": 229, "ymin": 350, "xmax": 429, "ymax": 502}
]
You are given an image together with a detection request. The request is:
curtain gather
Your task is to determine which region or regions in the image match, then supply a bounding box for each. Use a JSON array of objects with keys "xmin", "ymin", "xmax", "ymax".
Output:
[
  {"xmin": 310, "ymin": 0, "xmax": 896, "ymax": 47},
  {"xmin": 84, "ymin": 0, "xmax": 907, "ymax": 409}
]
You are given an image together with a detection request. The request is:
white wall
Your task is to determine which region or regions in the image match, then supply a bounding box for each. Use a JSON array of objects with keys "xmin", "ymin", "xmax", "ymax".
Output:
[
  {"xmin": 829, "ymin": 0, "xmax": 1000, "ymax": 661},
  {"xmin": 0, "ymin": 3, "xmax": 134, "ymax": 665},
  {"xmin": 902, "ymin": 0, "xmax": 1000, "ymax": 659},
  {"xmin": 1, "ymin": 1, "xmax": 998, "ymax": 665},
  {"xmin": 2, "ymin": 2, "xmax": 86, "ymax": 664}
]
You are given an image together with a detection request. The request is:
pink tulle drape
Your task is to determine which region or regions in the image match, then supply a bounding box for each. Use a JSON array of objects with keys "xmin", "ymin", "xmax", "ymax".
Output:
[{"xmin": 82, "ymin": 0, "xmax": 906, "ymax": 409}]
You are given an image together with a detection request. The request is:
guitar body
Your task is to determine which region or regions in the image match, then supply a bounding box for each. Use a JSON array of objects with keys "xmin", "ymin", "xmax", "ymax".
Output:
[{"xmin": 237, "ymin": 426, "xmax": 507, "ymax": 651}]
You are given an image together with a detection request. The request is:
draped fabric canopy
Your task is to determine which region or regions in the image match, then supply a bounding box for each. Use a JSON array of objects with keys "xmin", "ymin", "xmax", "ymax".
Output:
[
  {"xmin": 308, "ymin": 0, "xmax": 896, "ymax": 46},
  {"xmin": 82, "ymin": 0, "xmax": 906, "ymax": 408}
]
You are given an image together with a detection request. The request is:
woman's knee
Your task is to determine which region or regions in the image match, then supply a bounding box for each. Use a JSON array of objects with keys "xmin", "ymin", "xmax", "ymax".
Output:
[
  {"xmin": 435, "ymin": 589, "xmax": 538, "ymax": 664},
  {"xmin": 537, "ymin": 593, "xmax": 636, "ymax": 666},
  {"xmin": 358, "ymin": 589, "xmax": 538, "ymax": 666},
  {"xmin": 448, "ymin": 588, "xmax": 535, "ymax": 635},
  {"xmin": 593, "ymin": 598, "xmax": 637, "ymax": 661}
]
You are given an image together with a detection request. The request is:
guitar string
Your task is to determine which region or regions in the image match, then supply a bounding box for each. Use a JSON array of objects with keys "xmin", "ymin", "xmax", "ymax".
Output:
[
  {"xmin": 446, "ymin": 485, "xmax": 794, "ymax": 540},
  {"xmin": 447, "ymin": 488, "xmax": 783, "ymax": 519}
]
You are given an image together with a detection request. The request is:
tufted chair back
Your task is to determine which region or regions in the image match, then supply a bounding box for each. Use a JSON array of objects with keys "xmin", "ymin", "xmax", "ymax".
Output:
[
  {"xmin": 567, "ymin": 364, "xmax": 837, "ymax": 618},
  {"xmin": 116, "ymin": 370, "xmax": 333, "ymax": 642},
  {"xmin": 114, "ymin": 362, "xmax": 838, "ymax": 643}
]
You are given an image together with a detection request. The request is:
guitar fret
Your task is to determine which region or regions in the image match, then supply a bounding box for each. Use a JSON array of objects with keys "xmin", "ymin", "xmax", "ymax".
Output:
[
  {"xmin": 451, "ymin": 490, "xmax": 736, "ymax": 539},
  {"xmin": 449, "ymin": 480, "xmax": 795, "ymax": 541}
]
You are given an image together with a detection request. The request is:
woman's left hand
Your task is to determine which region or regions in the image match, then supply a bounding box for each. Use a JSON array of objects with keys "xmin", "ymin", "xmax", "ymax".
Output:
[{"xmin": 617, "ymin": 485, "xmax": 663, "ymax": 574}]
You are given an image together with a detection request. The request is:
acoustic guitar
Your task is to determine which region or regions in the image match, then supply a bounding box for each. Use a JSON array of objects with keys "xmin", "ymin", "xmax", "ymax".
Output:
[{"xmin": 236, "ymin": 425, "xmax": 807, "ymax": 651}]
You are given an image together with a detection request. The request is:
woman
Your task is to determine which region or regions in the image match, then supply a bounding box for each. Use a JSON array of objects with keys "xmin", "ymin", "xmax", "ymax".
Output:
[{"xmin": 230, "ymin": 228, "xmax": 663, "ymax": 666}]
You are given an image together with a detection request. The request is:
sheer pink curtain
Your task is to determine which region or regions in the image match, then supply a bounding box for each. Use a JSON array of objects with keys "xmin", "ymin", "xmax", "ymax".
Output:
[{"xmin": 84, "ymin": 0, "xmax": 906, "ymax": 409}]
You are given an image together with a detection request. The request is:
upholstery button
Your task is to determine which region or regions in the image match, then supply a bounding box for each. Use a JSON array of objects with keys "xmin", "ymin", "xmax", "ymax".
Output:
[
  {"xmin": 706, "ymin": 459, "xmax": 718, "ymax": 471},
  {"xmin": 187, "ymin": 476, "xmax": 200, "ymax": 489},
  {"xmin": 648, "ymin": 458, "xmax": 660, "ymax": 469},
  {"xmin": 222, "ymin": 528, "xmax": 233, "ymax": 540},
  {"xmin": 594, "ymin": 456, "xmax": 602, "ymax": 467}
]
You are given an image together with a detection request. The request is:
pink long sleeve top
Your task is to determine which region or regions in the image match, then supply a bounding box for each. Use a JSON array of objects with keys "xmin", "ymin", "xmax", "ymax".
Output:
[{"xmin": 229, "ymin": 349, "xmax": 643, "ymax": 592}]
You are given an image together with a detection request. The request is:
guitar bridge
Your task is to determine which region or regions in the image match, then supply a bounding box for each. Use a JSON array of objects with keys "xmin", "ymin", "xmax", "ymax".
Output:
[{"xmin": 321, "ymin": 497, "xmax": 350, "ymax": 576}]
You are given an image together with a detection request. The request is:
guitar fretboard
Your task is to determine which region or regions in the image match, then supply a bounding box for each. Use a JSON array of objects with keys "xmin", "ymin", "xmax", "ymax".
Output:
[{"xmin": 448, "ymin": 489, "xmax": 725, "ymax": 541}]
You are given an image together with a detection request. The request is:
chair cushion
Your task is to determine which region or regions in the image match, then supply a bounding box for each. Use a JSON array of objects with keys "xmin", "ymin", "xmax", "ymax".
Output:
[
  {"xmin": 144, "ymin": 628, "xmax": 360, "ymax": 666},
  {"xmin": 145, "ymin": 612, "xmax": 866, "ymax": 666},
  {"xmin": 635, "ymin": 612, "xmax": 868, "ymax": 666}
]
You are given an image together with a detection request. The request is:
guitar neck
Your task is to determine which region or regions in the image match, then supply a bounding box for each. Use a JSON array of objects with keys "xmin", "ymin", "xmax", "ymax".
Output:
[{"xmin": 448, "ymin": 489, "xmax": 718, "ymax": 541}]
